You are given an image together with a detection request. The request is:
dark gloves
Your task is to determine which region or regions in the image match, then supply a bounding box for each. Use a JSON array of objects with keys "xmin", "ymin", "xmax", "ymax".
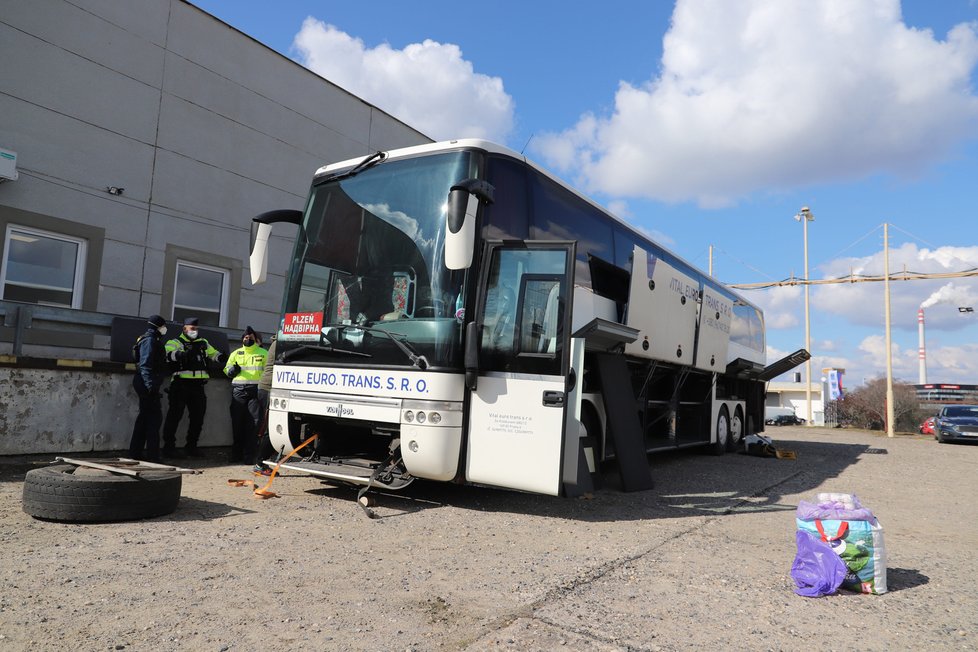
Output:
[{"xmin": 228, "ymin": 362, "xmax": 241, "ymax": 378}]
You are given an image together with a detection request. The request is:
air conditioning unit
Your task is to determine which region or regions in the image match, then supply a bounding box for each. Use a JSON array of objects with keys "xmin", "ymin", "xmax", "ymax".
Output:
[{"xmin": 0, "ymin": 148, "xmax": 19, "ymax": 182}]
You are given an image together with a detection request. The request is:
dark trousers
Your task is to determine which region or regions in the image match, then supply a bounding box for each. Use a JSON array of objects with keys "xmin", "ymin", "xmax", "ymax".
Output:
[
  {"xmin": 129, "ymin": 378, "xmax": 162, "ymax": 461},
  {"xmin": 163, "ymin": 379, "xmax": 207, "ymax": 450},
  {"xmin": 229, "ymin": 384, "xmax": 261, "ymax": 462},
  {"xmin": 254, "ymin": 388, "xmax": 276, "ymax": 465}
]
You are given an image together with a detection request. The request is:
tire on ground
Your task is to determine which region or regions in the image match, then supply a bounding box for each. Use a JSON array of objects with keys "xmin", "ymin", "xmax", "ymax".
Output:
[{"xmin": 22, "ymin": 464, "xmax": 182, "ymax": 522}]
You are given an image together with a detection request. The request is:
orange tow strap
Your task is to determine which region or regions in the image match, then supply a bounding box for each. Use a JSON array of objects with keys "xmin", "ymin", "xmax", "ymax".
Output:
[{"xmin": 227, "ymin": 434, "xmax": 318, "ymax": 499}]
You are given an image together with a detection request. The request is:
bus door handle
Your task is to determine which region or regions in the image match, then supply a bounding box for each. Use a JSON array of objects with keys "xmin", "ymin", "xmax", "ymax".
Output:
[{"xmin": 542, "ymin": 390, "xmax": 565, "ymax": 407}]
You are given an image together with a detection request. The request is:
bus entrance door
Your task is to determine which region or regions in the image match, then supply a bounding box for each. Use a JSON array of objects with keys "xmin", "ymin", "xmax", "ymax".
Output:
[{"xmin": 465, "ymin": 241, "xmax": 578, "ymax": 496}]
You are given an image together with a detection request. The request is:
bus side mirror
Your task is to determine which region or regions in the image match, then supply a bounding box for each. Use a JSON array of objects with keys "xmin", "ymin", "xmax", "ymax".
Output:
[
  {"xmin": 446, "ymin": 179, "xmax": 494, "ymax": 270},
  {"xmin": 249, "ymin": 221, "xmax": 273, "ymax": 285},
  {"xmin": 249, "ymin": 209, "xmax": 302, "ymax": 285},
  {"xmin": 464, "ymin": 321, "xmax": 479, "ymax": 390}
]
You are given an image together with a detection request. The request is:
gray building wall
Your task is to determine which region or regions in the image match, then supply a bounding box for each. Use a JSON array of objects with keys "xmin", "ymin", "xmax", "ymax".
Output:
[
  {"xmin": 0, "ymin": 0, "xmax": 431, "ymax": 454},
  {"xmin": 0, "ymin": 0, "xmax": 429, "ymax": 335}
]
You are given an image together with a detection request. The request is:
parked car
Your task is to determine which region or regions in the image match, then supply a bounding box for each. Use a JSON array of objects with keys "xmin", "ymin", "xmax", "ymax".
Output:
[
  {"xmin": 934, "ymin": 405, "xmax": 978, "ymax": 443},
  {"xmin": 919, "ymin": 417, "xmax": 936, "ymax": 435},
  {"xmin": 767, "ymin": 414, "xmax": 806, "ymax": 426}
]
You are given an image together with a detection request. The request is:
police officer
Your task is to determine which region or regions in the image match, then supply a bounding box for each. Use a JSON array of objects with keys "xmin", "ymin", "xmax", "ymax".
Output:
[
  {"xmin": 252, "ymin": 335, "xmax": 277, "ymax": 474},
  {"xmin": 225, "ymin": 326, "xmax": 268, "ymax": 464},
  {"xmin": 162, "ymin": 317, "xmax": 222, "ymax": 457},
  {"xmin": 128, "ymin": 314, "xmax": 168, "ymax": 462}
]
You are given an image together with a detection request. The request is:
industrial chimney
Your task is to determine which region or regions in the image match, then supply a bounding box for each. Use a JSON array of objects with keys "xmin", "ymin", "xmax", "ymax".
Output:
[{"xmin": 918, "ymin": 308, "xmax": 927, "ymax": 385}]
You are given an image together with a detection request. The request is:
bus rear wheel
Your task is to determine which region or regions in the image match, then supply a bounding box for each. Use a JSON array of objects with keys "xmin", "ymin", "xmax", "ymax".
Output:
[{"xmin": 727, "ymin": 406, "xmax": 745, "ymax": 452}]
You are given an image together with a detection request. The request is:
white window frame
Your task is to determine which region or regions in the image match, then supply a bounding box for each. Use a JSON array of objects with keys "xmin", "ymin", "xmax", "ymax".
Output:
[
  {"xmin": 172, "ymin": 259, "xmax": 230, "ymax": 327},
  {"xmin": 0, "ymin": 224, "xmax": 87, "ymax": 309}
]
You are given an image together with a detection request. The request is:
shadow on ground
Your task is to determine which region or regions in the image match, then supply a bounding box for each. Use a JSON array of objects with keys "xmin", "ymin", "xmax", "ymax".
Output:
[{"xmin": 300, "ymin": 438, "xmax": 880, "ymax": 524}]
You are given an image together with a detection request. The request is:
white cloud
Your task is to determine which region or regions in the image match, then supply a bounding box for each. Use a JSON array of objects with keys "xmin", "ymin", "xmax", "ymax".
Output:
[
  {"xmin": 293, "ymin": 18, "xmax": 514, "ymax": 142},
  {"xmin": 853, "ymin": 333, "xmax": 978, "ymax": 384},
  {"xmin": 817, "ymin": 339, "xmax": 838, "ymax": 352},
  {"xmin": 532, "ymin": 0, "xmax": 978, "ymax": 206},
  {"xmin": 925, "ymin": 342, "xmax": 978, "ymax": 382}
]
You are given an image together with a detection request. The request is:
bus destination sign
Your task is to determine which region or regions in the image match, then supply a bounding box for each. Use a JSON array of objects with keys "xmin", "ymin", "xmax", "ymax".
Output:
[{"xmin": 282, "ymin": 311, "xmax": 323, "ymax": 341}]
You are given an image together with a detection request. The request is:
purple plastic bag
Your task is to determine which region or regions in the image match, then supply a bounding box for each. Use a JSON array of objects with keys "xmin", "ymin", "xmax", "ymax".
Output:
[
  {"xmin": 791, "ymin": 530, "xmax": 849, "ymax": 597},
  {"xmin": 796, "ymin": 495, "xmax": 875, "ymax": 522}
]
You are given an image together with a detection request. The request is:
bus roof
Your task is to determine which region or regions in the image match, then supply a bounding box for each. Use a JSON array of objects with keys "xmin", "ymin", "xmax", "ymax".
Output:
[{"xmin": 314, "ymin": 139, "xmax": 761, "ymax": 312}]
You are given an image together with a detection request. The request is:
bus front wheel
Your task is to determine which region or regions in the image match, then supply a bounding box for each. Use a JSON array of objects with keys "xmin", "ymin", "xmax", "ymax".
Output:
[{"xmin": 712, "ymin": 406, "xmax": 730, "ymax": 456}]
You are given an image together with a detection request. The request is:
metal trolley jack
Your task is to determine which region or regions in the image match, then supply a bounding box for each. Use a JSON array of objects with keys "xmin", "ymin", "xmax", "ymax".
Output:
[{"xmin": 266, "ymin": 439, "xmax": 414, "ymax": 518}]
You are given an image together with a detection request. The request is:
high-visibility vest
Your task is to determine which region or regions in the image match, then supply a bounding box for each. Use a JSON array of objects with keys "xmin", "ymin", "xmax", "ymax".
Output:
[
  {"xmin": 165, "ymin": 334, "xmax": 220, "ymax": 380},
  {"xmin": 225, "ymin": 344, "xmax": 268, "ymax": 385}
]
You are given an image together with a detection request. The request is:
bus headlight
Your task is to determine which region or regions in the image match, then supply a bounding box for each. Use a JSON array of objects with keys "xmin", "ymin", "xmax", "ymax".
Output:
[
  {"xmin": 416, "ymin": 411, "xmax": 426, "ymax": 424},
  {"xmin": 428, "ymin": 412, "xmax": 441, "ymax": 424},
  {"xmin": 404, "ymin": 410, "xmax": 414, "ymax": 423}
]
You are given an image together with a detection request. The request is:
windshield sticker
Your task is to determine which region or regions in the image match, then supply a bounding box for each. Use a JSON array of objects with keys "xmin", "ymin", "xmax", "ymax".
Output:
[{"xmin": 282, "ymin": 312, "xmax": 324, "ymax": 341}]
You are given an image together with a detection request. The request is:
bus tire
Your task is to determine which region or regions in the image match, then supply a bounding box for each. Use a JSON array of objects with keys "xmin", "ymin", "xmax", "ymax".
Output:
[
  {"xmin": 22, "ymin": 464, "xmax": 182, "ymax": 523},
  {"xmin": 727, "ymin": 406, "xmax": 745, "ymax": 452},
  {"xmin": 712, "ymin": 406, "xmax": 730, "ymax": 456}
]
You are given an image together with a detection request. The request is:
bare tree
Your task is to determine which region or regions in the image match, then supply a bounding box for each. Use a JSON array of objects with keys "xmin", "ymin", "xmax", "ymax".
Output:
[{"xmin": 831, "ymin": 377, "xmax": 926, "ymax": 432}]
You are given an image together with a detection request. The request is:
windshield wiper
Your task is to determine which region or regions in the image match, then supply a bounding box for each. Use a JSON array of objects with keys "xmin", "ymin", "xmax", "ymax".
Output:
[
  {"xmin": 317, "ymin": 151, "xmax": 388, "ymax": 185},
  {"xmin": 279, "ymin": 343, "xmax": 371, "ymax": 363},
  {"xmin": 358, "ymin": 326, "xmax": 430, "ymax": 370},
  {"xmin": 326, "ymin": 323, "xmax": 429, "ymax": 370}
]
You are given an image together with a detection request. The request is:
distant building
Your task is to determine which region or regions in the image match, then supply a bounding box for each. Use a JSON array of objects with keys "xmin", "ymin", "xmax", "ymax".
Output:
[
  {"xmin": 765, "ymin": 381, "xmax": 824, "ymax": 425},
  {"xmin": 914, "ymin": 384, "xmax": 978, "ymax": 408}
]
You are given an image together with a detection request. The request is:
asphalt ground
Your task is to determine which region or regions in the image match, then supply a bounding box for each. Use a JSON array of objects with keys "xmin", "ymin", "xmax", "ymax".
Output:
[{"xmin": 0, "ymin": 426, "xmax": 975, "ymax": 651}]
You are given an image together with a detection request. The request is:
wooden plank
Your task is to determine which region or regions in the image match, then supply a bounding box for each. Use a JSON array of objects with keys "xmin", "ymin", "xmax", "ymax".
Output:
[
  {"xmin": 115, "ymin": 458, "xmax": 202, "ymax": 474},
  {"xmin": 55, "ymin": 457, "xmax": 202, "ymax": 476},
  {"xmin": 55, "ymin": 457, "xmax": 140, "ymax": 477}
]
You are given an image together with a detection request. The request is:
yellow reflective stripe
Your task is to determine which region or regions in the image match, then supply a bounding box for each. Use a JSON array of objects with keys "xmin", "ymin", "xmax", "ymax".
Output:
[
  {"xmin": 231, "ymin": 379, "xmax": 260, "ymax": 384},
  {"xmin": 172, "ymin": 370, "xmax": 209, "ymax": 379}
]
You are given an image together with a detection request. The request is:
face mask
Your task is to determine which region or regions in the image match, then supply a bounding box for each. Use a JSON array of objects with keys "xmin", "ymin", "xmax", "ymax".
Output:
[
  {"xmin": 186, "ymin": 330, "xmax": 199, "ymax": 340},
  {"xmin": 158, "ymin": 326, "xmax": 168, "ymax": 336},
  {"xmin": 243, "ymin": 337, "xmax": 255, "ymax": 346}
]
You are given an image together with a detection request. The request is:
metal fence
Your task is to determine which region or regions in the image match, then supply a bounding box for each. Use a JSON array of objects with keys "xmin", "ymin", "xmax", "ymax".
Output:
[{"xmin": 0, "ymin": 300, "xmax": 239, "ymax": 363}]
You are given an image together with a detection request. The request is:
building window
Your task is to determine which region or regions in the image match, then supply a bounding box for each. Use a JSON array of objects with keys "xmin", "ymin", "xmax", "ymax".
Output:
[
  {"xmin": 172, "ymin": 260, "xmax": 229, "ymax": 327},
  {"xmin": 0, "ymin": 225, "xmax": 87, "ymax": 308}
]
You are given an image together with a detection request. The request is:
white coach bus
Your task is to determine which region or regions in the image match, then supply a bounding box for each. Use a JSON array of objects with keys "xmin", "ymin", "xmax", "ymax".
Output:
[{"xmin": 249, "ymin": 140, "xmax": 807, "ymax": 498}]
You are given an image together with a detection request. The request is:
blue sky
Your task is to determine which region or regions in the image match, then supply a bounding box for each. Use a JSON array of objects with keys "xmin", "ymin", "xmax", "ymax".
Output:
[{"xmin": 195, "ymin": 0, "xmax": 978, "ymax": 388}]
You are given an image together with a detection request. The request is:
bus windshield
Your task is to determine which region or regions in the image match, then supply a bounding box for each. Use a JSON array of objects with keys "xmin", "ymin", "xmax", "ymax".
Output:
[{"xmin": 279, "ymin": 150, "xmax": 475, "ymax": 369}]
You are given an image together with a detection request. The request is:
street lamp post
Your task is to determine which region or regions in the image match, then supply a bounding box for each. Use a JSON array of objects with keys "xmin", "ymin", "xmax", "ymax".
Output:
[
  {"xmin": 795, "ymin": 207, "xmax": 815, "ymax": 426},
  {"xmin": 884, "ymin": 223, "xmax": 895, "ymax": 438}
]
